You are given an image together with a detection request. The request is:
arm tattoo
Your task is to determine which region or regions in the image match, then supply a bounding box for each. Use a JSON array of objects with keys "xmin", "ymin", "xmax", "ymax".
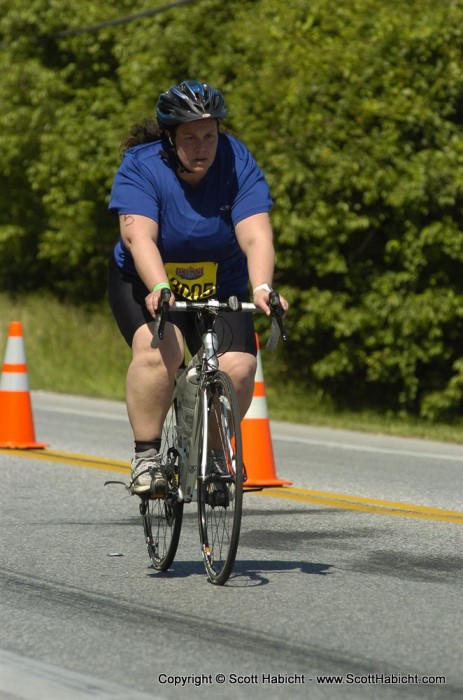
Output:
[{"xmin": 123, "ymin": 215, "xmax": 135, "ymax": 227}]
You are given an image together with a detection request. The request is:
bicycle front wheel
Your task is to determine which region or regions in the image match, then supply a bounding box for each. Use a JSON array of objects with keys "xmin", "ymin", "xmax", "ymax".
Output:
[
  {"xmin": 197, "ymin": 370, "xmax": 244, "ymax": 585},
  {"xmin": 141, "ymin": 402, "xmax": 184, "ymax": 572}
]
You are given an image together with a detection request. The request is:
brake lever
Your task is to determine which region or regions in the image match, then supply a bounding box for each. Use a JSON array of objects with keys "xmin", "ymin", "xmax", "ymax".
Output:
[
  {"xmin": 267, "ymin": 290, "xmax": 288, "ymax": 351},
  {"xmin": 151, "ymin": 287, "xmax": 171, "ymax": 348}
]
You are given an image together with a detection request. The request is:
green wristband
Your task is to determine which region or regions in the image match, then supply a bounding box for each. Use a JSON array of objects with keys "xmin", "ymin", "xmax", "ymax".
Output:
[{"xmin": 152, "ymin": 282, "xmax": 171, "ymax": 293}]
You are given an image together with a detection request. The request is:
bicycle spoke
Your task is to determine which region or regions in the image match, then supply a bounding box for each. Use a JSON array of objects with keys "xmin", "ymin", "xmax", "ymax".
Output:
[{"xmin": 197, "ymin": 371, "xmax": 243, "ymax": 585}]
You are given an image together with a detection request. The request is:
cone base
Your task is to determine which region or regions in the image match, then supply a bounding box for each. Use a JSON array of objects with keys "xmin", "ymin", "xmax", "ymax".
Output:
[
  {"xmin": 0, "ymin": 442, "xmax": 49, "ymax": 449},
  {"xmin": 244, "ymin": 478, "xmax": 292, "ymax": 489}
]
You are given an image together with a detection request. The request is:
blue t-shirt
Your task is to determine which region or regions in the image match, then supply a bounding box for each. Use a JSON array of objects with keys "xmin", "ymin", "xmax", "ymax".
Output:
[{"xmin": 108, "ymin": 133, "xmax": 272, "ymax": 298}]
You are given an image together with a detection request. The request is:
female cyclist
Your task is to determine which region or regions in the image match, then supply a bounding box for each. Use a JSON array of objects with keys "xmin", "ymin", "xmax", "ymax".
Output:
[{"xmin": 108, "ymin": 79, "xmax": 288, "ymax": 495}]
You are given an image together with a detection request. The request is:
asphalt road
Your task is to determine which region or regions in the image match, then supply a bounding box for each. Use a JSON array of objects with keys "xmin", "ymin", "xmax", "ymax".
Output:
[{"xmin": 0, "ymin": 391, "xmax": 462, "ymax": 700}]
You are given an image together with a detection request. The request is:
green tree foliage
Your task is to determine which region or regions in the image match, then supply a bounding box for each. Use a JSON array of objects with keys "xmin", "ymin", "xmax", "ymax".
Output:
[{"xmin": 1, "ymin": 0, "xmax": 462, "ymax": 419}]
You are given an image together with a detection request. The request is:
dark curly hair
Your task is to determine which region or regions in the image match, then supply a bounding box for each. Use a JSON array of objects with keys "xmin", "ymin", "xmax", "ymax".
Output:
[{"xmin": 120, "ymin": 117, "xmax": 164, "ymax": 153}]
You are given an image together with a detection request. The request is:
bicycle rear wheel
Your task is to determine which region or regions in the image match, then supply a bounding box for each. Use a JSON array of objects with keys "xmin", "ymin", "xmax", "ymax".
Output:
[
  {"xmin": 141, "ymin": 402, "xmax": 184, "ymax": 571},
  {"xmin": 197, "ymin": 370, "xmax": 244, "ymax": 585}
]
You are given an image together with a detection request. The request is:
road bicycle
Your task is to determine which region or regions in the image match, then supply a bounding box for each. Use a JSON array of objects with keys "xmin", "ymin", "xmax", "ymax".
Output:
[{"xmin": 138, "ymin": 291, "xmax": 286, "ymax": 585}]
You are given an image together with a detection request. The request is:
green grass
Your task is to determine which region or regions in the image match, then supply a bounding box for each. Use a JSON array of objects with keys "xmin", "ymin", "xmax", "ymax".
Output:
[{"xmin": 1, "ymin": 293, "xmax": 462, "ymax": 444}]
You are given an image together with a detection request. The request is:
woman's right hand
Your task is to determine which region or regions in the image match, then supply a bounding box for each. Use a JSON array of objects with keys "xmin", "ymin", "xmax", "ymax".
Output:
[{"xmin": 145, "ymin": 286, "xmax": 174, "ymax": 318}]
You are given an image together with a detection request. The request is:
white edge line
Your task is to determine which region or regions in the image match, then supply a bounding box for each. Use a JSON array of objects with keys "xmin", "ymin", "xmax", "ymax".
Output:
[{"xmin": 272, "ymin": 434, "xmax": 463, "ymax": 463}]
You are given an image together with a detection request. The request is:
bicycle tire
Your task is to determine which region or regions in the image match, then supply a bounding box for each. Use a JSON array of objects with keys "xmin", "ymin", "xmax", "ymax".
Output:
[
  {"xmin": 141, "ymin": 401, "xmax": 184, "ymax": 571},
  {"xmin": 197, "ymin": 370, "xmax": 244, "ymax": 585}
]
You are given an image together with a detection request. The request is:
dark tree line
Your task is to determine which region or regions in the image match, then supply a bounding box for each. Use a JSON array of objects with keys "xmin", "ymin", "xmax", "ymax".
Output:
[{"xmin": 1, "ymin": 0, "xmax": 462, "ymax": 419}]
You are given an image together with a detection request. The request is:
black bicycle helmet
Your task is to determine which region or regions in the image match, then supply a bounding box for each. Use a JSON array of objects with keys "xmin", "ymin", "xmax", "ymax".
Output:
[{"xmin": 156, "ymin": 80, "xmax": 228, "ymax": 127}]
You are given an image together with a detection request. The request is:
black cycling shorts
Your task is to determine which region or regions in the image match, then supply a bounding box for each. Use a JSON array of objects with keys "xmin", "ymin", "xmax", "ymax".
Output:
[{"xmin": 107, "ymin": 254, "xmax": 257, "ymax": 357}]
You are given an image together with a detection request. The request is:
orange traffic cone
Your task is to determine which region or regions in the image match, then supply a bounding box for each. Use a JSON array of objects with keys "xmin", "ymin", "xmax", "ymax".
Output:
[
  {"xmin": 0, "ymin": 321, "xmax": 48, "ymax": 449},
  {"xmin": 242, "ymin": 334, "xmax": 291, "ymax": 488}
]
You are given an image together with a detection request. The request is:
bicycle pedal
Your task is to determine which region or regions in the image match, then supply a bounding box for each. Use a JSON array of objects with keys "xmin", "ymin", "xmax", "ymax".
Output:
[
  {"xmin": 147, "ymin": 481, "xmax": 168, "ymax": 500},
  {"xmin": 148, "ymin": 492, "xmax": 166, "ymax": 500}
]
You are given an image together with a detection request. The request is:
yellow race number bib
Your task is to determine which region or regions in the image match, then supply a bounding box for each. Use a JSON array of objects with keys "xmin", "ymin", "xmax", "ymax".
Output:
[{"xmin": 164, "ymin": 261, "xmax": 218, "ymax": 300}]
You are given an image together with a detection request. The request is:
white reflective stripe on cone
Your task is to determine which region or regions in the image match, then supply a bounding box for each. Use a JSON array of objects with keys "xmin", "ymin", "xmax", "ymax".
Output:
[
  {"xmin": 4, "ymin": 337, "xmax": 27, "ymax": 364},
  {"xmin": 0, "ymin": 372, "xmax": 30, "ymax": 391},
  {"xmin": 243, "ymin": 396, "xmax": 268, "ymax": 420},
  {"xmin": 255, "ymin": 356, "xmax": 264, "ymax": 382}
]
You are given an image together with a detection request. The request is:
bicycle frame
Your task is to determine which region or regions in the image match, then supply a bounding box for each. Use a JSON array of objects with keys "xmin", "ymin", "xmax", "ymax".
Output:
[
  {"xmin": 141, "ymin": 293, "xmax": 287, "ymax": 583},
  {"xmin": 175, "ymin": 307, "xmax": 223, "ymax": 503}
]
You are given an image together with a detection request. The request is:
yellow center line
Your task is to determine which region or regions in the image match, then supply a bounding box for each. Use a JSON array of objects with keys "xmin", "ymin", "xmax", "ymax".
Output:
[
  {"xmin": 1, "ymin": 448, "xmax": 462, "ymax": 524},
  {"xmin": 253, "ymin": 488, "xmax": 463, "ymax": 524},
  {"xmin": 0, "ymin": 448, "xmax": 130, "ymax": 473}
]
